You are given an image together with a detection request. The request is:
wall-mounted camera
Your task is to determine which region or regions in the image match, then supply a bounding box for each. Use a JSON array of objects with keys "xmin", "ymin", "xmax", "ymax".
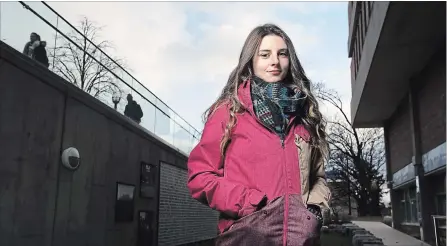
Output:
[{"xmin": 61, "ymin": 147, "xmax": 80, "ymax": 170}]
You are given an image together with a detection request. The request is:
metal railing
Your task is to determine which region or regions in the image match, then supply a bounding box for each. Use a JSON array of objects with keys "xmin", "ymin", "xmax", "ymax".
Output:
[
  {"xmin": 1, "ymin": 1, "xmax": 202, "ymax": 155},
  {"xmin": 433, "ymin": 215, "xmax": 446, "ymax": 246}
]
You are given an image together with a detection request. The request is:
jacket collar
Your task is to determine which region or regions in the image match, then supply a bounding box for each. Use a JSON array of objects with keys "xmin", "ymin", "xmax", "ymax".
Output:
[{"xmin": 237, "ymin": 78, "xmax": 255, "ymax": 115}]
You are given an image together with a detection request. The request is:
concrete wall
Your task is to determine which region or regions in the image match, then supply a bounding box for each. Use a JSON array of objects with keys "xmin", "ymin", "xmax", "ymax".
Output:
[
  {"xmin": 388, "ymin": 96, "xmax": 413, "ymax": 174},
  {"xmin": 0, "ymin": 49, "xmax": 65, "ymax": 246},
  {"xmin": 387, "ymin": 49, "xmax": 446, "ymax": 174},
  {"xmin": 0, "ymin": 41, "xmax": 217, "ymax": 246},
  {"xmin": 52, "ymin": 96, "xmax": 164, "ymax": 246},
  {"xmin": 416, "ymin": 50, "xmax": 446, "ymax": 155}
]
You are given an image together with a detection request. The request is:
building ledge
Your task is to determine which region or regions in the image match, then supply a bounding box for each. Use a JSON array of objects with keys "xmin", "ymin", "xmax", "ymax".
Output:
[{"xmin": 350, "ymin": 2, "xmax": 446, "ymax": 128}]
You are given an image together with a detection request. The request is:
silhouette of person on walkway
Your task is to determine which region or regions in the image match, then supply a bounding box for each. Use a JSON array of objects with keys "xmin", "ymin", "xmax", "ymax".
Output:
[
  {"xmin": 23, "ymin": 32, "xmax": 49, "ymax": 68},
  {"xmin": 124, "ymin": 94, "xmax": 143, "ymax": 124}
]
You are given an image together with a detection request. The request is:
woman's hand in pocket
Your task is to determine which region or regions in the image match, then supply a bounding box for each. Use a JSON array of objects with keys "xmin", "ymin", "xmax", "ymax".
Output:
[{"xmin": 307, "ymin": 204, "xmax": 323, "ymax": 228}]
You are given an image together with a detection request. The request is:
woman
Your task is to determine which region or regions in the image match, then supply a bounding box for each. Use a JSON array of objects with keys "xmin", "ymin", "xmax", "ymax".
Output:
[{"xmin": 187, "ymin": 23, "xmax": 331, "ymax": 246}]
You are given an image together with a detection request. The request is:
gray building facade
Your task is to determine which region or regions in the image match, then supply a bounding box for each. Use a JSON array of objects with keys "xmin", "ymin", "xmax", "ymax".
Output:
[
  {"xmin": 347, "ymin": 1, "xmax": 446, "ymax": 245},
  {"xmin": 0, "ymin": 41, "xmax": 217, "ymax": 246}
]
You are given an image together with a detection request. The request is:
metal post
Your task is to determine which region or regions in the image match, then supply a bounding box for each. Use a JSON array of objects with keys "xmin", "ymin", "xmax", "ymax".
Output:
[
  {"xmin": 52, "ymin": 16, "xmax": 59, "ymax": 69},
  {"xmin": 347, "ymin": 158, "xmax": 352, "ymax": 215},
  {"xmin": 433, "ymin": 216, "xmax": 439, "ymax": 246}
]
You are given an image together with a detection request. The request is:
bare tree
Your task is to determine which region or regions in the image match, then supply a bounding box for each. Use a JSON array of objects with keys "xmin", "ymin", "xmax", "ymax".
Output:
[
  {"xmin": 48, "ymin": 16, "xmax": 126, "ymax": 100},
  {"xmin": 313, "ymin": 82, "xmax": 386, "ymax": 216}
]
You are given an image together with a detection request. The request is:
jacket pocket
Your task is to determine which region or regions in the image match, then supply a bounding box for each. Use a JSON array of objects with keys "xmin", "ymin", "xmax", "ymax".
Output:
[
  {"xmin": 231, "ymin": 195, "xmax": 282, "ymax": 230},
  {"xmin": 216, "ymin": 196, "xmax": 285, "ymax": 246},
  {"xmin": 287, "ymin": 194, "xmax": 320, "ymax": 243}
]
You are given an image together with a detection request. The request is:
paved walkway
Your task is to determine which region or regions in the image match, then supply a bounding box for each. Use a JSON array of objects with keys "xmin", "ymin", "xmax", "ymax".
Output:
[{"xmin": 352, "ymin": 221, "xmax": 430, "ymax": 246}]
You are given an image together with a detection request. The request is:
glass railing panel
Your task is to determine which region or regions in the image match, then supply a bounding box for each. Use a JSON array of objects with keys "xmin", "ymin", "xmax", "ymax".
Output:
[
  {"xmin": 154, "ymin": 108, "xmax": 174, "ymax": 146},
  {"xmin": 1, "ymin": 1, "xmax": 202, "ymax": 154}
]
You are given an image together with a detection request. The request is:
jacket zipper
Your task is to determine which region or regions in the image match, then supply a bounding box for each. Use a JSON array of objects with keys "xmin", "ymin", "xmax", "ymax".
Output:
[
  {"xmin": 282, "ymin": 132, "xmax": 289, "ymax": 246},
  {"xmin": 247, "ymin": 109, "xmax": 293, "ymax": 245},
  {"xmin": 246, "ymin": 110, "xmax": 288, "ymax": 149}
]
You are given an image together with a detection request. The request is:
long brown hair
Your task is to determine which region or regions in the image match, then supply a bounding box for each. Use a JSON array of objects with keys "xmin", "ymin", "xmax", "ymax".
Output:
[{"xmin": 203, "ymin": 23, "xmax": 328, "ymax": 162}]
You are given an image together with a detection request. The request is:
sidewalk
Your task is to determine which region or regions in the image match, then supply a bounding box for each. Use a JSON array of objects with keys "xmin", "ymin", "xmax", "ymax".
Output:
[{"xmin": 352, "ymin": 221, "xmax": 431, "ymax": 246}]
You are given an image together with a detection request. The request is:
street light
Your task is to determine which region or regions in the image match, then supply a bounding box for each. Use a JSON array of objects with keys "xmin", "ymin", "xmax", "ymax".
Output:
[{"xmin": 112, "ymin": 91, "xmax": 121, "ymax": 110}]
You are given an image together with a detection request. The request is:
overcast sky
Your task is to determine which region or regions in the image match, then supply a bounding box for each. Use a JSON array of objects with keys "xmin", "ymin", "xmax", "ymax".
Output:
[
  {"xmin": 1, "ymin": 1, "xmax": 352, "ymax": 132},
  {"xmin": 1, "ymin": 1, "xmax": 391, "ymax": 205}
]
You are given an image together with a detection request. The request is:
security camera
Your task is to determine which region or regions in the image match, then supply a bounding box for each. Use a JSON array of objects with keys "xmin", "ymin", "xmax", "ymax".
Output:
[{"xmin": 61, "ymin": 147, "xmax": 80, "ymax": 170}]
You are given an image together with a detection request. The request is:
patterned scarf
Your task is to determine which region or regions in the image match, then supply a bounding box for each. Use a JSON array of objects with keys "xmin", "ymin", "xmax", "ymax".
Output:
[{"xmin": 251, "ymin": 76, "xmax": 305, "ymax": 135}]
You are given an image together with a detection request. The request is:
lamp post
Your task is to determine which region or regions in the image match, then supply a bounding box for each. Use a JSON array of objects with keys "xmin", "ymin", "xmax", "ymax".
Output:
[
  {"xmin": 371, "ymin": 180, "xmax": 379, "ymax": 216},
  {"xmin": 112, "ymin": 92, "xmax": 121, "ymax": 110},
  {"xmin": 371, "ymin": 180, "xmax": 378, "ymax": 191}
]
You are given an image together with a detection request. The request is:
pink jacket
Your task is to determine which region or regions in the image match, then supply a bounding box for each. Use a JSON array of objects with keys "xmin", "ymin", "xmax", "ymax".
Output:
[{"xmin": 187, "ymin": 79, "xmax": 331, "ymax": 246}]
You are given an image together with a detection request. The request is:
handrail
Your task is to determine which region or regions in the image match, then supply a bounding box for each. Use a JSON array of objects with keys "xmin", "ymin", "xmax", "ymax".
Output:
[
  {"xmin": 16, "ymin": 1, "xmax": 202, "ymax": 151},
  {"xmin": 40, "ymin": 1, "xmax": 200, "ymax": 139},
  {"xmin": 432, "ymin": 215, "xmax": 446, "ymax": 246}
]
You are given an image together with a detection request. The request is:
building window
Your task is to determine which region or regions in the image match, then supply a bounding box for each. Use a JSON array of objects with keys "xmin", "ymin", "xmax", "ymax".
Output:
[
  {"xmin": 364, "ymin": 1, "xmax": 370, "ymax": 28},
  {"xmin": 362, "ymin": 1, "xmax": 368, "ymax": 39},
  {"xmin": 354, "ymin": 45, "xmax": 359, "ymax": 77},
  {"xmin": 368, "ymin": 1, "xmax": 374, "ymax": 17},
  {"xmin": 348, "ymin": 1, "xmax": 354, "ymax": 21},
  {"xmin": 409, "ymin": 188, "xmax": 418, "ymax": 222},
  {"xmin": 436, "ymin": 194, "xmax": 446, "ymax": 215},
  {"xmin": 400, "ymin": 186, "xmax": 419, "ymax": 223},
  {"xmin": 433, "ymin": 173, "xmax": 446, "ymax": 216},
  {"xmin": 354, "ymin": 28, "xmax": 360, "ymax": 76},
  {"xmin": 358, "ymin": 12, "xmax": 364, "ymax": 52}
]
